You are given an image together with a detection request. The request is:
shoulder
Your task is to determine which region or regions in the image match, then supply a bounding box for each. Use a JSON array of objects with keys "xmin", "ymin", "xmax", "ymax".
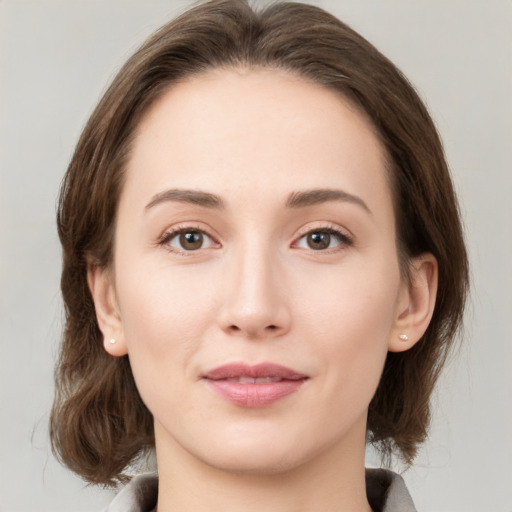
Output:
[
  {"xmin": 366, "ymin": 468, "xmax": 417, "ymax": 512},
  {"xmin": 103, "ymin": 473, "xmax": 158, "ymax": 512}
]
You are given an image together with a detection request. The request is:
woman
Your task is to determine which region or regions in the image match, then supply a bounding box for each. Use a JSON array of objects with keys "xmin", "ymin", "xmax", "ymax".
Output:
[{"xmin": 50, "ymin": 1, "xmax": 468, "ymax": 510}]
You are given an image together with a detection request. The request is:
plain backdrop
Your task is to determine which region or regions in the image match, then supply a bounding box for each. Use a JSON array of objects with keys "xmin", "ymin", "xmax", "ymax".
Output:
[{"xmin": 1, "ymin": 1, "xmax": 511, "ymax": 511}]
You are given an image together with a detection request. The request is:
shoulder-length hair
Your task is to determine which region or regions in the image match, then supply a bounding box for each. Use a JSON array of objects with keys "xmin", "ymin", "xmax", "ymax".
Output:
[{"xmin": 50, "ymin": 0, "xmax": 469, "ymax": 486}]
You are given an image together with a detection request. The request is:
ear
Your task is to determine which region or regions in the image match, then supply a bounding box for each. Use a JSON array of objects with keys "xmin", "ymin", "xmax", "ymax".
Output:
[
  {"xmin": 389, "ymin": 253, "xmax": 438, "ymax": 353},
  {"xmin": 87, "ymin": 261, "xmax": 128, "ymax": 357}
]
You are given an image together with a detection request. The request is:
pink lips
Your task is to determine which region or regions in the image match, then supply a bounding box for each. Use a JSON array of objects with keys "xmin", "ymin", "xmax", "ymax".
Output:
[{"xmin": 203, "ymin": 363, "xmax": 308, "ymax": 408}]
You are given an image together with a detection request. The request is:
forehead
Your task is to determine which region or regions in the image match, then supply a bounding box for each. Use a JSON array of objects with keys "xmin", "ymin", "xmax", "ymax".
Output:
[{"xmin": 123, "ymin": 67, "xmax": 391, "ymax": 214}]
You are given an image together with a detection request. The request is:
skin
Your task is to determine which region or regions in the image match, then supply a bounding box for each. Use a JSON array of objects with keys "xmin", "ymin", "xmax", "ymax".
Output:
[{"xmin": 89, "ymin": 68, "xmax": 437, "ymax": 512}]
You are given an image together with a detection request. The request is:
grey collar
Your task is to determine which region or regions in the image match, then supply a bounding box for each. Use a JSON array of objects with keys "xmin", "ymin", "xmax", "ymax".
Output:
[{"xmin": 106, "ymin": 468, "xmax": 417, "ymax": 512}]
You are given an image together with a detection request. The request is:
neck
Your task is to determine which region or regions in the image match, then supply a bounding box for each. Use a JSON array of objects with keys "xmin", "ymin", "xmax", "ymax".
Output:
[{"xmin": 153, "ymin": 418, "xmax": 372, "ymax": 512}]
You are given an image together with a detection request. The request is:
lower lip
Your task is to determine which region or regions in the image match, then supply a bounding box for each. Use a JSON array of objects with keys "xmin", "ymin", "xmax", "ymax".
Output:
[{"xmin": 205, "ymin": 379, "xmax": 306, "ymax": 408}]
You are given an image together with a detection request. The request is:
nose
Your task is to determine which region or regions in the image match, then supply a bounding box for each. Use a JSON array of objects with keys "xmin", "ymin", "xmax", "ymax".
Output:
[{"xmin": 218, "ymin": 244, "xmax": 291, "ymax": 339}]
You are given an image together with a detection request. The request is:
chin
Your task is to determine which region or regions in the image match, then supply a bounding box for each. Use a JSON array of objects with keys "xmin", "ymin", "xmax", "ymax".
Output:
[
  {"xmin": 201, "ymin": 448, "xmax": 305, "ymax": 476},
  {"xmin": 188, "ymin": 428, "xmax": 322, "ymax": 477}
]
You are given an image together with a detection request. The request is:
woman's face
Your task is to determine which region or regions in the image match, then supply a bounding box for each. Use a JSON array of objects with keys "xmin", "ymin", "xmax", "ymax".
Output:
[{"xmin": 95, "ymin": 68, "xmax": 417, "ymax": 474}]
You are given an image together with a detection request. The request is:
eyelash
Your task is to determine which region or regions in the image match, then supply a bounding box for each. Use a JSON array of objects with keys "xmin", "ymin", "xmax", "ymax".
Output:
[
  {"xmin": 293, "ymin": 226, "xmax": 353, "ymax": 252},
  {"xmin": 157, "ymin": 225, "xmax": 219, "ymax": 255},
  {"xmin": 157, "ymin": 224, "xmax": 353, "ymax": 254}
]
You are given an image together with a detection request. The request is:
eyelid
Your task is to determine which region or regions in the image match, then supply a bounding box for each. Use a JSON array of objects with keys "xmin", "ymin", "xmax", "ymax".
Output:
[
  {"xmin": 292, "ymin": 223, "xmax": 354, "ymax": 251},
  {"xmin": 156, "ymin": 221, "xmax": 353, "ymax": 254},
  {"xmin": 295, "ymin": 222, "xmax": 353, "ymax": 240},
  {"xmin": 157, "ymin": 223, "xmax": 221, "ymax": 254}
]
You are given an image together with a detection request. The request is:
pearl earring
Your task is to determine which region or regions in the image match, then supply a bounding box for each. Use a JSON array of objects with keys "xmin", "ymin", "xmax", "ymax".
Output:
[
  {"xmin": 108, "ymin": 338, "xmax": 117, "ymax": 344},
  {"xmin": 398, "ymin": 334, "xmax": 409, "ymax": 342}
]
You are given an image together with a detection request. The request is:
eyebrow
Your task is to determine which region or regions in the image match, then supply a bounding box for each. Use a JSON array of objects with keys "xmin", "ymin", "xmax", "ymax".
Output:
[
  {"xmin": 286, "ymin": 189, "xmax": 371, "ymax": 214},
  {"xmin": 145, "ymin": 187, "xmax": 371, "ymax": 214},
  {"xmin": 145, "ymin": 189, "xmax": 225, "ymax": 210}
]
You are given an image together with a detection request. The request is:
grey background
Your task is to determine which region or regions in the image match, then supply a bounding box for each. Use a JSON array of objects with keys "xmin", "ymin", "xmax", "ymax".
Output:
[{"xmin": 1, "ymin": 0, "xmax": 511, "ymax": 510}]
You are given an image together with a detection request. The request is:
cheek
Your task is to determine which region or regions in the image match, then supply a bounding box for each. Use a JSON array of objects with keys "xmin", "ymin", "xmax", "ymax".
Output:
[
  {"xmin": 118, "ymin": 257, "xmax": 217, "ymax": 340},
  {"xmin": 114, "ymin": 261, "xmax": 220, "ymax": 402},
  {"xmin": 296, "ymin": 260, "xmax": 400, "ymax": 403},
  {"xmin": 298, "ymin": 256, "xmax": 400, "ymax": 340}
]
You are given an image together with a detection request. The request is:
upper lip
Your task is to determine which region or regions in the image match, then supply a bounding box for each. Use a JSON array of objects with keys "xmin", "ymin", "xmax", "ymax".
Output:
[{"xmin": 203, "ymin": 362, "xmax": 308, "ymax": 381}]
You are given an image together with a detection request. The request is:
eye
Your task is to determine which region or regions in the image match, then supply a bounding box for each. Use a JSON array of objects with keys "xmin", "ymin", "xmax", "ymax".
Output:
[
  {"xmin": 295, "ymin": 228, "xmax": 352, "ymax": 251},
  {"xmin": 164, "ymin": 229, "xmax": 215, "ymax": 252}
]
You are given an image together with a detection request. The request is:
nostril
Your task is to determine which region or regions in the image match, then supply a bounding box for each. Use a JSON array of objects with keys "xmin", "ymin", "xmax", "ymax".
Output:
[{"xmin": 223, "ymin": 321, "xmax": 285, "ymax": 336}]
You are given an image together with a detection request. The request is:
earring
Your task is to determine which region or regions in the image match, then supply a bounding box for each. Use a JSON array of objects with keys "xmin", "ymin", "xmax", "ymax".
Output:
[
  {"xmin": 108, "ymin": 338, "xmax": 117, "ymax": 344},
  {"xmin": 398, "ymin": 334, "xmax": 409, "ymax": 342}
]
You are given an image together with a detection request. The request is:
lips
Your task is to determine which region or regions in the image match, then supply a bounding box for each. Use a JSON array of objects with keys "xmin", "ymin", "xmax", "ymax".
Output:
[{"xmin": 203, "ymin": 363, "xmax": 308, "ymax": 408}]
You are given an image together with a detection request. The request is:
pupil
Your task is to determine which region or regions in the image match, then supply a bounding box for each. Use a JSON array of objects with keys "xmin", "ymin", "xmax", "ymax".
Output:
[
  {"xmin": 308, "ymin": 232, "xmax": 330, "ymax": 250},
  {"xmin": 180, "ymin": 231, "xmax": 203, "ymax": 250}
]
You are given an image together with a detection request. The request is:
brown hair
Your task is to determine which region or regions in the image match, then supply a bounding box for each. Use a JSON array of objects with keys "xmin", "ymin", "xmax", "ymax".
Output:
[{"xmin": 50, "ymin": 0, "xmax": 469, "ymax": 486}]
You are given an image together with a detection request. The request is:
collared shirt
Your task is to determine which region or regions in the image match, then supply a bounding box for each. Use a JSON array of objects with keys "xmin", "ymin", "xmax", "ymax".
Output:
[{"xmin": 105, "ymin": 469, "xmax": 417, "ymax": 512}]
